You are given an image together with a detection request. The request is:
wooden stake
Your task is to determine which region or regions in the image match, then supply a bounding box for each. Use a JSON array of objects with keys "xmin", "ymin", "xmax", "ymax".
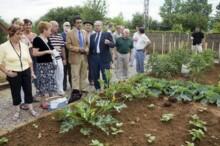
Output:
[
  {"xmin": 205, "ymin": 42, "xmax": 208, "ymax": 50},
  {"xmin": 153, "ymin": 42, "xmax": 155, "ymax": 54},
  {"xmin": 162, "ymin": 34, "xmax": 164, "ymax": 54},
  {"xmin": 218, "ymin": 42, "xmax": 220, "ymax": 61},
  {"xmin": 212, "ymin": 41, "xmax": 214, "ymax": 51}
]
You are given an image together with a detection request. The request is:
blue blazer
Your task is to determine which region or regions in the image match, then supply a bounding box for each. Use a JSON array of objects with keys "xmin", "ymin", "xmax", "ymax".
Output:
[{"xmin": 89, "ymin": 32, "xmax": 115, "ymax": 64}]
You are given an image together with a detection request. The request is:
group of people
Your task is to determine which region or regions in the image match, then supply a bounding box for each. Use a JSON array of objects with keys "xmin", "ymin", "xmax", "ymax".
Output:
[{"xmin": 0, "ymin": 16, "xmax": 151, "ymax": 120}]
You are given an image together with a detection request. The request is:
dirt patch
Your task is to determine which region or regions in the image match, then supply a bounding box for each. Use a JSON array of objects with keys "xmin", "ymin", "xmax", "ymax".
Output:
[
  {"xmin": 150, "ymin": 64, "xmax": 220, "ymax": 85},
  {"xmin": 3, "ymin": 98, "xmax": 220, "ymax": 146}
]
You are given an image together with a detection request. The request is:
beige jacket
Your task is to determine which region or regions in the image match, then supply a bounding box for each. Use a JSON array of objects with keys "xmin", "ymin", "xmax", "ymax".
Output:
[{"xmin": 66, "ymin": 27, "xmax": 89, "ymax": 64}]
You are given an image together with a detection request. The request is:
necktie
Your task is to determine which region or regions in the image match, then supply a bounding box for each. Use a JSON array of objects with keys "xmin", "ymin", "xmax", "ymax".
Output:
[
  {"xmin": 95, "ymin": 32, "xmax": 100, "ymax": 50},
  {"xmin": 78, "ymin": 30, "xmax": 83, "ymax": 48}
]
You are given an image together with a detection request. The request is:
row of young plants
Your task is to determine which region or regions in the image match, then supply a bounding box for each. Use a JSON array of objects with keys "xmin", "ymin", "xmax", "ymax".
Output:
[
  {"xmin": 147, "ymin": 48, "xmax": 215, "ymax": 79},
  {"xmin": 59, "ymin": 73, "xmax": 220, "ymax": 145}
]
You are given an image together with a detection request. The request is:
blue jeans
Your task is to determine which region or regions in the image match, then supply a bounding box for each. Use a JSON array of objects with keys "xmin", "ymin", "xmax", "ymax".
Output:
[{"xmin": 135, "ymin": 50, "xmax": 145, "ymax": 73}]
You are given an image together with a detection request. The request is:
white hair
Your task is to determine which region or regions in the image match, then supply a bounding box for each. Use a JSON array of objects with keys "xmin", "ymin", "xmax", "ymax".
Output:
[
  {"xmin": 123, "ymin": 28, "xmax": 130, "ymax": 33},
  {"xmin": 50, "ymin": 20, "xmax": 58, "ymax": 26},
  {"xmin": 94, "ymin": 20, "xmax": 103, "ymax": 26}
]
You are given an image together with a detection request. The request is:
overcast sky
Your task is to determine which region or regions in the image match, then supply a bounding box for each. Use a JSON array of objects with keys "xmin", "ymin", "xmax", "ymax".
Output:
[{"xmin": 0, "ymin": 0, "xmax": 219, "ymax": 23}]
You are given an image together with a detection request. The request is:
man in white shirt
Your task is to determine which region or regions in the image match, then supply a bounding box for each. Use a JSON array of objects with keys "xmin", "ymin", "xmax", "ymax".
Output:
[
  {"xmin": 131, "ymin": 26, "xmax": 140, "ymax": 67},
  {"xmin": 135, "ymin": 27, "xmax": 151, "ymax": 73}
]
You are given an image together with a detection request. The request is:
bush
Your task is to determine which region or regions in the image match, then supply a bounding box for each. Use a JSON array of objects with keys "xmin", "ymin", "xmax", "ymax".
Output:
[
  {"xmin": 189, "ymin": 53, "xmax": 207, "ymax": 79},
  {"xmin": 201, "ymin": 49, "xmax": 215, "ymax": 68},
  {"xmin": 169, "ymin": 48, "xmax": 191, "ymax": 72},
  {"xmin": 148, "ymin": 54, "xmax": 178, "ymax": 78},
  {"xmin": 147, "ymin": 48, "xmax": 215, "ymax": 79}
]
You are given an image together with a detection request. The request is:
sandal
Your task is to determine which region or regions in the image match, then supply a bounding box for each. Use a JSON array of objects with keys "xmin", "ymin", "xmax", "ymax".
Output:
[
  {"xmin": 30, "ymin": 110, "xmax": 39, "ymax": 117},
  {"xmin": 20, "ymin": 103, "xmax": 29, "ymax": 110},
  {"xmin": 40, "ymin": 103, "xmax": 49, "ymax": 110},
  {"xmin": 12, "ymin": 112, "xmax": 20, "ymax": 121}
]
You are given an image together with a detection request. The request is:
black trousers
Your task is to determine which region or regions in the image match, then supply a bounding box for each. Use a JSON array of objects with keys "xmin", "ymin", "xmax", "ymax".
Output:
[
  {"xmin": 88, "ymin": 56, "xmax": 94, "ymax": 83},
  {"xmin": 7, "ymin": 68, "xmax": 33, "ymax": 106},
  {"xmin": 63, "ymin": 63, "xmax": 72, "ymax": 91},
  {"xmin": 90, "ymin": 55, "xmax": 110, "ymax": 90}
]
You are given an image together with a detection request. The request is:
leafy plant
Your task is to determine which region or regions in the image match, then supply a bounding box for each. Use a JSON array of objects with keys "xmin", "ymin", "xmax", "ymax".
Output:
[
  {"xmin": 185, "ymin": 141, "xmax": 195, "ymax": 146},
  {"xmin": 145, "ymin": 133, "xmax": 156, "ymax": 144},
  {"xmin": 189, "ymin": 114, "xmax": 207, "ymax": 132},
  {"xmin": 0, "ymin": 137, "xmax": 8, "ymax": 145},
  {"xmin": 90, "ymin": 139, "xmax": 105, "ymax": 146},
  {"xmin": 147, "ymin": 104, "xmax": 155, "ymax": 109},
  {"xmin": 202, "ymin": 49, "xmax": 215, "ymax": 68},
  {"xmin": 147, "ymin": 54, "xmax": 178, "ymax": 78},
  {"xmin": 189, "ymin": 129, "xmax": 205, "ymax": 141},
  {"xmin": 80, "ymin": 127, "xmax": 92, "ymax": 136},
  {"xmin": 160, "ymin": 113, "xmax": 174, "ymax": 122},
  {"xmin": 170, "ymin": 48, "xmax": 191, "ymax": 72},
  {"xmin": 189, "ymin": 53, "xmax": 207, "ymax": 80},
  {"xmin": 60, "ymin": 95, "xmax": 125, "ymax": 135}
]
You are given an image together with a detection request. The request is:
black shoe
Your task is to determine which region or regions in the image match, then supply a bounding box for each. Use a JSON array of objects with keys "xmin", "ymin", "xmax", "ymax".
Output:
[{"xmin": 68, "ymin": 89, "xmax": 81, "ymax": 104}]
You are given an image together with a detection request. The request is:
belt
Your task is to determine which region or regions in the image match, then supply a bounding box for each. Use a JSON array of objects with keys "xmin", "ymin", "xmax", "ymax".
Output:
[
  {"xmin": 55, "ymin": 56, "xmax": 62, "ymax": 60},
  {"xmin": 136, "ymin": 49, "xmax": 144, "ymax": 52}
]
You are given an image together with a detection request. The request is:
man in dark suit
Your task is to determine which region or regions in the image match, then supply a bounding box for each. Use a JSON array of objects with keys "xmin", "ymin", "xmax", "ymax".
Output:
[{"xmin": 89, "ymin": 20, "xmax": 115, "ymax": 90}]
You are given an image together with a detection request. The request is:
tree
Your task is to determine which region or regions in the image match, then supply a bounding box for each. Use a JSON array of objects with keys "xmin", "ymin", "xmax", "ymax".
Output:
[
  {"xmin": 148, "ymin": 17, "xmax": 161, "ymax": 31},
  {"xmin": 37, "ymin": 0, "xmax": 108, "ymax": 30},
  {"xmin": 37, "ymin": 6, "xmax": 83, "ymax": 27},
  {"xmin": 0, "ymin": 17, "xmax": 8, "ymax": 44},
  {"xmin": 110, "ymin": 12, "xmax": 125, "ymax": 25},
  {"xmin": 160, "ymin": 0, "xmax": 181, "ymax": 30},
  {"xmin": 216, "ymin": 2, "xmax": 220, "ymax": 20},
  {"xmin": 179, "ymin": 0, "xmax": 212, "ymax": 31},
  {"xmin": 160, "ymin": 0, "xmax": 212, "ymax": 31},
  {"xmin": 212, "ymin": 22, "xmax": 220, "ymax": 32},
  {"xmin": 131, "ymin": 12, "xmax": 144, "ymax": 29},
  {"xmin": 81, "ymin": 0, "xmax": 108, "ymax": 22}
]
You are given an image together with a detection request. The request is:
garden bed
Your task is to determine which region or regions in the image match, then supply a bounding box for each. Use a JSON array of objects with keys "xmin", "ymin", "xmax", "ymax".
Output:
[
  {"xmin": 151, "ymin": 63, "xmax": 220, "ymax": 85},
  {"xmin": 1, "ymin": 98, "xmax": 220, "ymax": 146},
  {"xmin": 1, "ymin": 73, "xmax": 220, "ymax": 146}
]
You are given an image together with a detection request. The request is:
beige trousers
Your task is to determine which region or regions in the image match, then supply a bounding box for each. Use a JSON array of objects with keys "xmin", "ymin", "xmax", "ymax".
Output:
[
  {"xmin": 71, "ymin": 55, "xmax": 88, "ymax": 91},
  {"xmin": 116, "ymin": 52, "xmax": 130, "ymax": 79}
]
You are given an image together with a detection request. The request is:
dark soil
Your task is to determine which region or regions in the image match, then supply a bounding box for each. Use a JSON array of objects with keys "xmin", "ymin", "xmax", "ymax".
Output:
[
  {"xmin": 3, "ymin": 98, "xmax": 220, "ymax": 146},
  {"xmin": 151, "ymin": 64, "xmax": 220, "ymax": 85}
]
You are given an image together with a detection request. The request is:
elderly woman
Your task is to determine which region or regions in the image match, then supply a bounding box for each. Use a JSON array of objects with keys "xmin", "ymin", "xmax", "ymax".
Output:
[
  {"xmin": 32, "ymin": 21, "xmax": 56, "ymax": 109},
  {"xmin": 23, "ymin": 19, "xmax": 39, "ymax": 100},
  {"xmin": 0, "ymin": 25, "xmax": 38, "ymax": 120}
]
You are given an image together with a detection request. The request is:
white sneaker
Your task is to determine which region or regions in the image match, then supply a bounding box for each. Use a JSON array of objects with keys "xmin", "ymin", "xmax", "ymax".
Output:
[
  {"xmin": 12, "ymin": 112, "xmax": 20, "ymax": 121},
  {"xmin": 57, "ymin": 91, "xmax": 65, "ymax": 96}
]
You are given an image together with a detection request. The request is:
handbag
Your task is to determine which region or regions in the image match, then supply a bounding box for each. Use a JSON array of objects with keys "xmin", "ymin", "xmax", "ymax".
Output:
[{"xmin": 39, "ymin": 36, "xmax": 58, "ymax": 68}]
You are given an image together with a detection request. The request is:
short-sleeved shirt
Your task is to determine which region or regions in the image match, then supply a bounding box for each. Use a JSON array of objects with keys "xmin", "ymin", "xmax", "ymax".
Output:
[
  {"xmin": 0, "ymin": 41, "xmax": 32, "ymax": 72},
  {"xmin": 116, "ymin": 37, "xmax": 133, "ymax": 54},
  {"xmin": 192, "ymin": 32, "xmax": 204, "ymax": 45},
  {"xmin": 49, "ymin": 34, "xmax": 65, "ymax": 58},
  {"xmin": 49, "ymin": 34, "xmax": 65, "ymax": 48},
  {"xmin": 33, "ymin": 36, "xmax": 54, "ymax": 63},
  {"xmin": 135, "ymin": 34, "xmax": 151, "ymax": 50}
]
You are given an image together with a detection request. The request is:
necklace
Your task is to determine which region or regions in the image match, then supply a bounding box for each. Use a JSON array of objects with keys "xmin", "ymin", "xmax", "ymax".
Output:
[{"xmin": 9, "ymin": 41, "xmax": 23, "ymax": 71}]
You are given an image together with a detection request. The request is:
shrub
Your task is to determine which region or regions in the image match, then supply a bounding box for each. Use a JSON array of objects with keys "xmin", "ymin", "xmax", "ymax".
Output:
[
  {"xmin": 201, "ymin": 49, "xmax": 215, "ymax": 68},
  {"xmin": 170, "ymin": 48, "xmax": 191, "ymax": 72},
  {"xmin": 147, "ymin": 53, "xmax": 179, "ymax": 78},
  {"xmin": 189, "ymin": 53, "xmax": 207, "ymax": 79}
]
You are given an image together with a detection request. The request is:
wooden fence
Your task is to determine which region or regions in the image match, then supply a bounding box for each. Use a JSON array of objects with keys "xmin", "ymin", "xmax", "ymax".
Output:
[{"xmin": 146, "ymin": 32, "xmax": 220, "ymax": 57}]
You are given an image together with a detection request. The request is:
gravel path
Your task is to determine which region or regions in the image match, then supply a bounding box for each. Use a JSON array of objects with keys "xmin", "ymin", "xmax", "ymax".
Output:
[{"xmin": 0, "ymin": 65, "xmax": 137, "ymax": 132}]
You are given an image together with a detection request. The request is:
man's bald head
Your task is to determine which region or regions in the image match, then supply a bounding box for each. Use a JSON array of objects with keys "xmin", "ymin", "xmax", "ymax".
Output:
[{"xmin": 94, "ymin": 20, "xmax": 103, "ymax": 32}]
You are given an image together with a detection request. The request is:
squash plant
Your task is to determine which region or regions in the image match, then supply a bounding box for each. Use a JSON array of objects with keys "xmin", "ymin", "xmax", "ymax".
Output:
[{"xmin": 59, "ymin": 95, "xmax": 126, "ymax": 135}]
